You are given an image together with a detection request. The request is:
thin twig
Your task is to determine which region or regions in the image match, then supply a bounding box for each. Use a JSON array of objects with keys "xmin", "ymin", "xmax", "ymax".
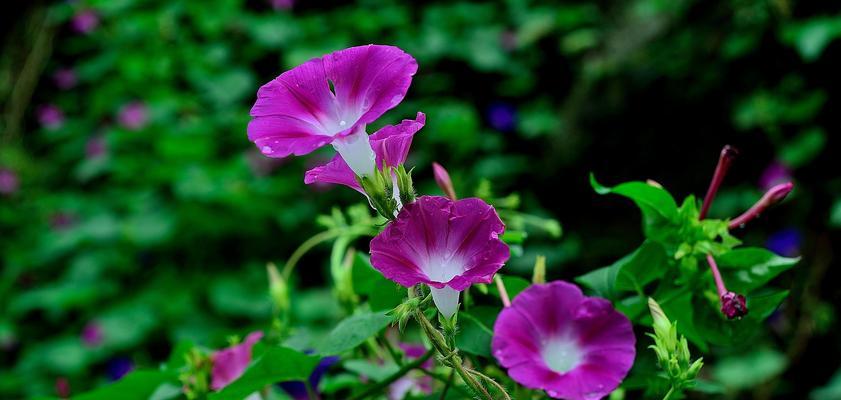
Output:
[{"xmin": 347, "ymin": 350, "xmax": 434, "ymax": 400}]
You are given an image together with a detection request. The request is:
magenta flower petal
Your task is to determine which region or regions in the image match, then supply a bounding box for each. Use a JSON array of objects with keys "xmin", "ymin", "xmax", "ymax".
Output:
[
  {"xmin": 248, "ymin": 45, "xmax": 417, "ymax": 159},
  {"xmin": 211, "ymin": 331, "xmax": 264, "ymax": 391},
  {"xmin": 370, "ymin": 196, "xmax": 508, "ymax": 317},
  {"xmin": 304, "ymin": 112, "xmax": 425, "ymax": 191},
  {"xmin": 492, "ymin": 281, "xmax": 635, "ymax": 400}
]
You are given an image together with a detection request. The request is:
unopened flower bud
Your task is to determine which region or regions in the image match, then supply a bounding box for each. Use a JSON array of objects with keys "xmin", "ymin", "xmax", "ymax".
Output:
[
  {"xmin": 432, "ymin": 162, "xmax": 457, "ymax": 200},
  {"xmin": 532, "ymin": 255, "xmax": 546, "ymax": 284},
  {"xmin": 729, "ymin": 182, "xmax": 794, "ymax": 229},
  {"xmin": 720, "ymin": 291, "xmax": 748, "ymax": 319},
  {"xmin": 267, "ymin": 263, "xmax": 290, "ymax": 316}
]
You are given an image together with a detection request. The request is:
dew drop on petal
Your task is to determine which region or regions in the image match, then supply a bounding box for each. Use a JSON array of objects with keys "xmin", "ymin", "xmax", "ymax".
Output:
[
  {"xmin": 339, "ymin": 120, "xmax": 347, "ymax": 126},
  {"xmin": 260, "ymin": 145, "xmax": 272, "ymax": 154}
]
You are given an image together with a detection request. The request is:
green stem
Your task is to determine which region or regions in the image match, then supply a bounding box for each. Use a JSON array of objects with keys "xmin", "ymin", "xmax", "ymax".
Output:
[
  {"xmin": 418, "ymin": 368, "xmax": 472, "ymax": 398},
  {"xmin": 347, "ymin": 350, "xmax": 434, "ymax": 400},
  {"xmin": 663, "ymin": 386, "xmax": 676, "ymax": 400},
  {"xmin": 439, "ymin": 369, "xmax": 455, "ymax": 399},
  {"xmin": 283, "ymin": 227, "xmax": 376, "ymax": 279},
  {"xmin": 413, "ymin": 309, "xmax": 495, "ymax": 400},
  {"xmin": 379, "ymin": 333, "xmax": 402, "ymax": 365}
]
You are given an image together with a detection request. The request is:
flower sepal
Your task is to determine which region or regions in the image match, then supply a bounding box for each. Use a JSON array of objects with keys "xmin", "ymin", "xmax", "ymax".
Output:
[
  {"xmin": 394, "ymin": 164, "xmax": 416, "ymax": 206},
  {"xmin": 358, "ymin": 167, "xmax": 399, "ymax": 220},
  {"xmin": 388, "ymin": 294, "xmax": 422, "ymax": 332}
]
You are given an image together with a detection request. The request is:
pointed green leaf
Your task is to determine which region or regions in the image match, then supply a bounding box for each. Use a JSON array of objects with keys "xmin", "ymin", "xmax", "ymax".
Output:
[
  {"xmin": 209, "ymin": 347, "xmax": 319, "ymax": 400},
  {"xmin": 75, "ymin": 370, "xmax": 178, "ymax": 400},
  {"xmin": 317, "ymin": 312, "xmax": 392, "ymax": 355},
  {"xmin": 717, "ymin": 247, "xmax": 800, "ymax": 293}
]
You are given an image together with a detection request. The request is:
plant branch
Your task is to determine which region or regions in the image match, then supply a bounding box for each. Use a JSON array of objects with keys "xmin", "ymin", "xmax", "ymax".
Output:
[{"xmin": 347, "ymin": 350, "xmax": 434, "ymax": 400}]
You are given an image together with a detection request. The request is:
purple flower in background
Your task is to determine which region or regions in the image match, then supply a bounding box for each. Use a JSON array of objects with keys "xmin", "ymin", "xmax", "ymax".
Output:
[
  {"xmin": 304, "ymin": 112, "xmax": 425, "ymax": 191},
  {"xmin": 85, "ymin": 135, "xmax": 107, "ymax": 158},
  {"xmin": 500, "ymin": 31, "xmax": 518, "ymax": 52},
  {"xmin": 53, "ymin": 68, "xmax": 78, "ymax": 90},
  {"xmin": 50, "ymin": 212, "xmax": 76, "ymax": 230},
  {"xmin": 766, "ymin": 228, "xmax": 802, "ymax": 257},
  {"xmin": 246, "ymin": 148, "xmax": 287, "ymax": 177},
  {"xmin": 270, "ymin": 0, "xmax": 294, "ymax": 10},
  {"xmin": 81, "ymin": 322, "xmax": 103, "ymax": 347},
  {"xmin": 492, "ymin": 281, "xmax": 635, "ymax": 400},
  {"xmin": 486, "ymin": 102, "xmax": 516, "ymax": 132},
  {"xmin": 71, "ymin": 9, "xmax": 99, "ymax": 34},
  {"xmin": 388, "ymin": 344, "xmax": 433, "ymax": 400},
  {"xmin": 211, "ymin": 331, "xmax": 263, "ymax": 390},
  {"xmin": 0, "ymin": 169, "xmax": 19, "ymax": 196},
  {"xmin": 370, "ymin": 196, "xmax": 509, "ymax": 318},
  {"xmin": 37, "ymin": 104, "xmax": 65, "ymax": 129},
  {"xmin": 247, "ymin": 45, "xmax": 417, "ymax": 179},
  {"xmin": 106, "ymin": 357, "xmax": 134, "ymax": 381},
  {"xmin": 118, "ymin": 101, "xmax": 149, "ymax": 130},
  {"xmin": 759, "ymin": 161, "xmax": 792, "ymax": 192},
  {"xmin": 278, "ymin": 356, "xmax": 339, "ymax": 399},
  {"xmin": 55, "ymin": 377, "xmax": 70, "ymax": 398}
]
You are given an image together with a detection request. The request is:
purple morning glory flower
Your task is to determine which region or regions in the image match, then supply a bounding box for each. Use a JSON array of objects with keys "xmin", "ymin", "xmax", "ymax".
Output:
[
  {"xmin": 211, "ymin": 331, "xmax": 264, "ymax": 390},
  {"xmin": 81, "ymin": 322, "xmax": 103, "ymax": 347},
  {"xmin": 388, "ymin": 344, "xmax": 433, "ymax": 400},
  {"xmin": 37, "ymin": 104, "xmax": 64, "ymax": 129},
  {"xmin": 0, "ymin": 168, "xmax": 19, "ymax": 196},
  {"xmin": 369, "ymin": 196, "xmax": 509, "ymax": 318},
  {"xmin": 247, "ymin": 45, "xmax": 417, "ymax": 179},
  {"xmin": 758, "ymin": 161, "xmax": 792, "ymax": 192},
  {"xmin": 53, "ymin": 68, "xmax": 78, "ymax": 90},
  {"xmin": 71, "ymin": 9, "xmax": 99, "ymax": 34},
  {"xmin": 304, "ymin": 112, "xmax": 425, "ymax": 191},
  {"xmin": 269, "ymin": 0, "xmax": 294, "ymax": 10},
  {"xmin": 55, "ymin": 377, "xmax": 70, "ymax": 398},
  {"xmin": 766, "ymin": 228, "xmax": 802, "ymax": 257},
  {"xmin": 486, "ymin": 102, "xmax": 516, "ymax": 132},
  {"xmin": 106, "ymin": 357, "xmax": 134, "ymax": 381},
  {"xmin": 118, "ymin": 101, "xmax": 149, "ymax": 130},
  {"xmin": 492, "ymin": 281, "xmax": 635, "ymax": 400},
  {"xmin": 278, "ymin": 356, "xmax": 339, "ymax": 400}
]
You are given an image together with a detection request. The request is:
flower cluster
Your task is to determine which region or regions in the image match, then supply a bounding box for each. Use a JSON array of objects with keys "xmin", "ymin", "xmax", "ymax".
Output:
[{"xmin": 246, "ymin": 44, "xmax": 638, "ymax": 399}]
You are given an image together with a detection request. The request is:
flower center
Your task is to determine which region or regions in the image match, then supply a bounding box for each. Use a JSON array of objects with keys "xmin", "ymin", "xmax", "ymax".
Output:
[
  {"xmin": 541, "ymin": 336, "xmax": 582, "ymax": 374},
  {"xmin": 331, "ymin": 126, "xmax": 376, "ymax": 177}
]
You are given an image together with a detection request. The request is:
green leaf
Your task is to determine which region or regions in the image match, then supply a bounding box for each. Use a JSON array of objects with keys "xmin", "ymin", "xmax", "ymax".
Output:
[
  {"xmin": 317, "ymin": 312, "xmax": 392, "ymax": 355},
  {"xmin": 779, "ymin": 127, "xmax": 826, "ymax": 168},
  {"xmin": 811, "ymin": 368, "xmax": 841, "ymax": 400},
  {"xmin": 713, "ymin": 349, "xmax": 787, "ymax": 389},
  {"xmin": 717, "ymin": 247, "xmax": 800, "ymax": 293},
  {"xmin": 747, "ymin": 289, "xmax": 789, "ymax": 322},
  {"xmin": 576, "ymin": 241, "xmax": 670, "ymax": 299},
  {"xmin": 164, "ymin": 340, "xmax": 195, "ymax": 371},
  {"xmin": 456, "ymin": 306, "xmax": 500, "ymax": 357},
  {"xmin": 352, "ymin": 254, "xmax": 404, "ymax": 311},
  {"xmin": 590, "ymin": 174, "xmax": 680, "ymax": 223},
  {"xmin": 657, "ymin": 290, "xmax": 707, "ymax": 352},
  {"xmin": 75, "ymin": 370, "xmax": 178, "ymax": 400},
  {"xmin": 614, "ymin": 241, "xmax": 670, "ymax": 292},
  {"xmin": 209, "ymin": 347, "xmax": 320, "ymax": 400}
]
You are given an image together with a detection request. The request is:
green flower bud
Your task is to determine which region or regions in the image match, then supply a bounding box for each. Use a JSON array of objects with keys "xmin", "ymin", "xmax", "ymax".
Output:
[
  {"xmin": 267, "ymin": 262, "xmax": 290, "ymax": 317},
  {"xmin": 532, "ymin": 255, "xmax": 546, "ymax": 284}
]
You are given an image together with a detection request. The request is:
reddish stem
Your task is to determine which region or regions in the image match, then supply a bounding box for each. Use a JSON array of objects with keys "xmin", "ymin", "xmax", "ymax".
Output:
[
  {"xmin": 706, "ymin": 254, "xmax": 727, "ymax": 297},
  {"xmin": 494, "ymin": 275, "xmax": 511, "ymax": 308},
  {"xmin": 728, "ymin": 182, "xmax": 794, "ymax": 230},
  {"xmin": 699, "ymin": 145, "xmax": 738, "ymax": 220}
]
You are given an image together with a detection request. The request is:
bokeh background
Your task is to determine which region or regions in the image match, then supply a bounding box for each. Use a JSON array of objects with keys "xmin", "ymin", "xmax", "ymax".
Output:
[{"xmin": 1, "ymin": 0, "xmax": 839, "ymax": 398}]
